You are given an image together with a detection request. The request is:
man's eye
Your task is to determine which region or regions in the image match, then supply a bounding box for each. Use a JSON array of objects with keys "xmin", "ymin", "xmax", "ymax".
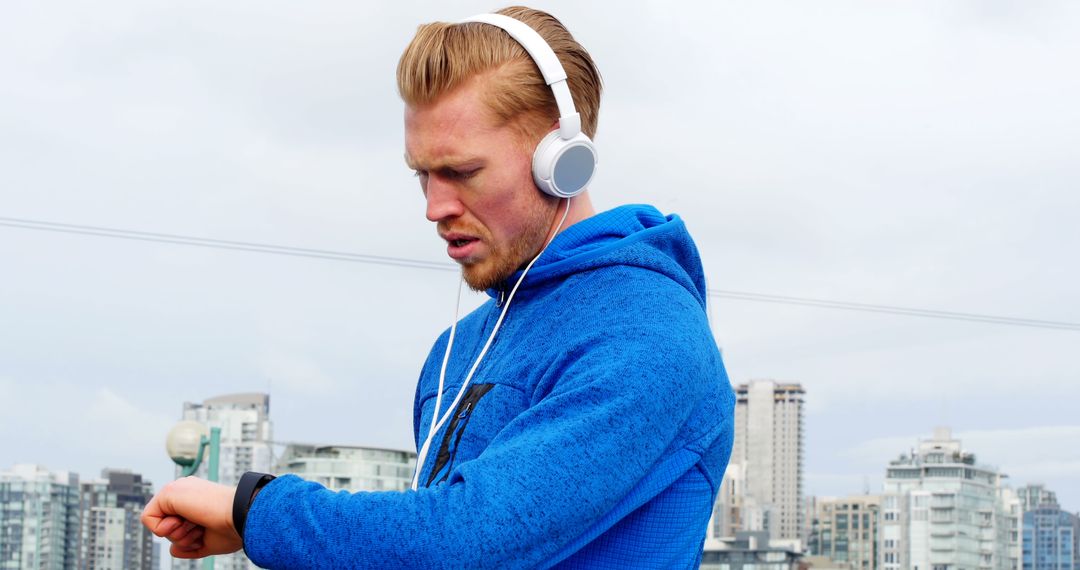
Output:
[{"xmin": 438, "ymin": 168, "xmax": 478, "ymax": 181}]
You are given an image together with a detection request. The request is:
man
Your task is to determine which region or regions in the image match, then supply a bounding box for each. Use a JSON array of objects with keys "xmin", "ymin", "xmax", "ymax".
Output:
[{"xmin": 143, "ymin": 7, "xmax": 734, "ymax": 568}]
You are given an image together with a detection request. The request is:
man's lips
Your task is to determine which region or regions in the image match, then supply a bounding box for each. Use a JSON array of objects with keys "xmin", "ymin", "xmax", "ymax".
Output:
[{"xmin": 441, "ymin": 232, "xmax": 481, "ymax": 261}]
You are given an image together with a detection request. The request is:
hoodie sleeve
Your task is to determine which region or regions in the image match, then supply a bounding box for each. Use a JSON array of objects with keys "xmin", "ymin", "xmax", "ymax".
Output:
[{"xmin": 241, "ymin": 284, "xmax": 726, "ymax": 569}]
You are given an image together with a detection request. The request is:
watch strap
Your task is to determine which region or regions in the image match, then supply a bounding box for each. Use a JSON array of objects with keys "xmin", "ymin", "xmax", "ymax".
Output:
[{"xmin": 233, "ymin": 471, "xmax": 275, "ymax": 541}]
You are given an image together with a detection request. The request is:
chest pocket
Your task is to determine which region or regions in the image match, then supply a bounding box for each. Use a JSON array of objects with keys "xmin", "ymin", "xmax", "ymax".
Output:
[{"xmin": 426, "ymin": 383, "xmax": 495, "ymax": 487}]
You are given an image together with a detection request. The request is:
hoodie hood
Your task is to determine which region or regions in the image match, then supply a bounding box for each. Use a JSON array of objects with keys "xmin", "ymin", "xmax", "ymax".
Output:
[{"xmin": 487, "ymin": 204, "xmax": 709, "ymax": 310}]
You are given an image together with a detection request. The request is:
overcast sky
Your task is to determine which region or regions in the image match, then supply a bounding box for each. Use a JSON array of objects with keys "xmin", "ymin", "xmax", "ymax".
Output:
[{"xmin": 1, "ymin": 0, "xmax": 1077, "ymax": 513}]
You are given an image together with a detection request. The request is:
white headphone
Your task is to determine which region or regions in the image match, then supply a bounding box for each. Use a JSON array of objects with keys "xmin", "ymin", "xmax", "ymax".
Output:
[{"xmin": 460, "ymin": 13, "xmax": 598, "ymax": 198}]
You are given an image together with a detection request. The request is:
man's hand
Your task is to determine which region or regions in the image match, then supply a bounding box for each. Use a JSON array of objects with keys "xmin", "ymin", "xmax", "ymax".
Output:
[{"xmin": 141, "ymin": 476, "xmax": 243, "ymax": 559}]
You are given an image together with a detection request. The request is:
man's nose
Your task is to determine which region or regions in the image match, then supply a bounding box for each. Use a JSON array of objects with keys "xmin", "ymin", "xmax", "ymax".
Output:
[{"xmin": 425, "ymin": 177, "xmax": 465, "ymax": 222}]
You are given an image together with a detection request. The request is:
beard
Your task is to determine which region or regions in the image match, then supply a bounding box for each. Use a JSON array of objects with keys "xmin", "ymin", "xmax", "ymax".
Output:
[{"xmin": 442, "ymin": 200, "xmax": 558, "ymax": 292}]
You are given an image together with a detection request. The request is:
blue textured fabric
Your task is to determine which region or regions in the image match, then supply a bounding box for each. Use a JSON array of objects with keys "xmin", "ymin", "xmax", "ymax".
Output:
[{"xmin": 243, "ymin": 204, "xmax": 735, "ymax": 569}]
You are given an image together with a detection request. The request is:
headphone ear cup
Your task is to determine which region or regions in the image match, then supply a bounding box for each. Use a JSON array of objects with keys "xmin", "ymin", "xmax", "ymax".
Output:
[{"xmin": 532, "ymin": 131, "xmax": 598, "ymax": 198}]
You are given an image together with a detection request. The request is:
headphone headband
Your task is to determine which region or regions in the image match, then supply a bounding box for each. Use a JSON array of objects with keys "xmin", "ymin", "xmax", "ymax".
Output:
[
  {"xmin": 460, "ymin": 14, "xmax": 581, "ymax": 139},
  {"xmin": 459, "ymin": 12, "xmax": 597, "ymax": 198}
]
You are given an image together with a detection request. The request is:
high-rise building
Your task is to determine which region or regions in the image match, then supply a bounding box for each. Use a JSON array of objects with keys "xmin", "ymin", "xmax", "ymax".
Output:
[
  {"xmin": 1001, "ymin": 487, "xmax": 1022, "ymax": 570},
  {"xmin": 78, "ymin": 469, "xmax": 155, "ymax": 570},
  {"xmin": 179, "ymin": 393, "xmax": 273, "ymax": 485},
  {"xmin": 0, "ymin": 464, "xmax": 81, "ymax": 569},
  {"xmin": 275, "ymin": 444, "xmax": 416, "ymax": 492},
  {"xmin": 728, "ymin": 380, "xmax": 805, "ymax": 543},
  {"xmin": 1021, "ymin": 493, "xmax": 1079, "ymax": 570},
  {"xmin": 174, "ymin": 393, "xmax": 273, "ymax": 570},
  {"xmin": 879, "ymin": 428, "xmax": 1017, "ymax": 570},
  {"xmin": 708, "ymin": 464, "xmax": 744, "ymax": 542},
  {"xmin": 808, "ymin": 495, "xmax": 880, "ymax": 570},
  {"xmin": 1017, "ymin": 484, "xmax": 1059, "ymax": 513}
]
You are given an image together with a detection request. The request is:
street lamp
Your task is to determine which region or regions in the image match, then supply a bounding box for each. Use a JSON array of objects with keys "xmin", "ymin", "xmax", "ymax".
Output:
[
  {"xmin": 166, "ymin": 420, "xmax": 221, "ymax": 480},
  {"xmin": 166, "ymin": 420, "xmax": 222, "ymax": 570}
]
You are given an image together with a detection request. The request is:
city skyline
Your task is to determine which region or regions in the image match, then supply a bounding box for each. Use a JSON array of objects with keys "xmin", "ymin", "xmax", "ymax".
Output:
[
  {"xmin": 4, "ymin": 395, "xmax": 1074, "ymax": 515},
  {"xmin": 4, "ymin": 428, "xmax": 1070, "ymax": 568},
  {"xmin": 1, "ymin": 0, "xmax": 1077, "ymax": 519}
]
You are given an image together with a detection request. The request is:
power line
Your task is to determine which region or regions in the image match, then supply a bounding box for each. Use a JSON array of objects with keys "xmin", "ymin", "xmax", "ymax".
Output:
[
  {"xmin": 708, "ymin": 290, "xmax": 1080, "ymax": 331},
  {"xmin": 0, "ymin": 216, "xmax": 456, "ymax": 272},
  {"xmin": 2, "ymin": 215, "xmax": 1077, "ymax": 331}
]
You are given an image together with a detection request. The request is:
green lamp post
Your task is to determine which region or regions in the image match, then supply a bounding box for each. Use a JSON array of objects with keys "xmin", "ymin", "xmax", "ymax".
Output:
[{"xmin": 166, "ymin": 420, "xmax": 222, "ymax": 570}]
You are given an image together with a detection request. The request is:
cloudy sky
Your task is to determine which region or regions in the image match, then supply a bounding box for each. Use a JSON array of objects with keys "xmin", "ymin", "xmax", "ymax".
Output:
[{"xmin": 2, "ymin": 0, "xmax": 1077, "ymax": 514}]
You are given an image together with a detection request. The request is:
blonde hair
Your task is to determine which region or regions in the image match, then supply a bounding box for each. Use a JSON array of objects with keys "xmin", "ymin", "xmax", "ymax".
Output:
[{"xmin": 397, "ymin": 6, "xmax": 602, "ymax": 143}]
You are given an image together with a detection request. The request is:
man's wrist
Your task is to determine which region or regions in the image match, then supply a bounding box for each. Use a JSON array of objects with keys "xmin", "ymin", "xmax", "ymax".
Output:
[{"xmin": 232, "ymin": 472, "xmax": 276, "ymax": 541}]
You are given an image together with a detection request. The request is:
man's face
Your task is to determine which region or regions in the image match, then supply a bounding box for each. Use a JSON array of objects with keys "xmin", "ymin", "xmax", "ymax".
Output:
[{"xmin": 405, "ymin": 78, "xmax": 557, "ymax": 291}]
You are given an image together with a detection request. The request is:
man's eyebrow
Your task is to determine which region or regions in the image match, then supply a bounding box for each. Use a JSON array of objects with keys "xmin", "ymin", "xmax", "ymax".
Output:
[{"xmin": 404, "ymin": 155, "xmax": 484, "ymax": 172}]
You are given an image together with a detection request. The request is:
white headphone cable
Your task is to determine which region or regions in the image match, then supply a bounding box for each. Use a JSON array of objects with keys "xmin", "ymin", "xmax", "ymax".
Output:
[
  {"xmin": 426, "ymin": 276, "xmax": 463, "ymax": 443},
  {"xmin": 411, "ymin": 198, "xmax": 572, "ymax": 490}
]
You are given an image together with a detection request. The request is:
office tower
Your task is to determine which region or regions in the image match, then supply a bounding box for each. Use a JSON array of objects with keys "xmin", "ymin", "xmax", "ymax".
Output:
[
  {"xmin": 174, "ymin": 393, "xmax": 273, "ymax": 570},
  {"xmin": 275, "ymin": 444, "xmax": 416, "ymax": 492},
  {"xmin": 879, "ymin": 428, "xmax": 1017, "ymax": 570},
  {"xmin": 808, "ymin": 495, "xmax": 881, "ymax": 570},
  {"xmin": 1017, "ymin": 484, "xmax": 1059, "ymax": 513},
  {"xmin": 78, "ymin": 469, "xmax": 155, "ymax": 570},
  {"xmin": 729, "ymin": 380, "xmax": 805, "ymax": 542},
  {"xmin": 1022, "ymin": 492, "xmax": 1079, "ymax": 570},
  {"xmin": 0, "ymin": 464, "xmax": 81, "ymax": 569}
]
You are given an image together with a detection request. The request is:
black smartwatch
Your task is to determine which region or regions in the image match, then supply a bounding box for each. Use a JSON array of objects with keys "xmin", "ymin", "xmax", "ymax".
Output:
[{"xmin": 233, "ymin": 471, "xmax": 276, "ymax": 541}]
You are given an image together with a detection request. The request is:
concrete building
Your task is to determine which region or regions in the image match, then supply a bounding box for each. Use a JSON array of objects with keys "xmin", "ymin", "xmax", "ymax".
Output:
[
  {"xmin": 78, "ymin": 469, "xmax": 155, "ymax": 570},
  {"xmin": 700, "ymin": 531, "xmax": 802, "ymax": 570},
  {"xmin": 275, "ymin": 443, "xmax": 416, "ymax": 492},
  {"xmin": 174, "ymin": 393, "xmax": 273, "ymax": 570},
  {"xmin": 727, "ymin": 380, "xmax": 805, "ymax": 543},
  {"xmin": 0, "ymin": 464, "xmax": 81, "ymax": 569},
  {"xmin": 1001, "ymin": 487, "xmax": 1022, "ymax": 570},
  {"xmin": 178, "ymin": 393, "xmax": 273, "ymax": 485},
  {"xmin": 807, "ymin": 495, "xmax": 880, "ymax": 570},
  {"xmin": 1022, "ymin": 497, "xmax": 1079, "ymax": 570},
  {"xmin": 879, "ymin": 428, "xmax": 1016, "ymax": 570}
]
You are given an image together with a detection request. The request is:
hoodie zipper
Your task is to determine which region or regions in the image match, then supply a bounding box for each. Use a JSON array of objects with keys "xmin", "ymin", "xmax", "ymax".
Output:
[{"xmin": 426, "ymin": 383, "xmax": 495, "ymax": 487}]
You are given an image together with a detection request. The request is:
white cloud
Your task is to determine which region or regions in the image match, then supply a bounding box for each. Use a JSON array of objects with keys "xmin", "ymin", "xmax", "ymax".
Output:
[
  {"xmin": 0, "ymin": 379, "xmax": 175, "ymax": 486},
  {"xmin": 83, "ymin": 387, "xmax": 175, "ymax": 450}
]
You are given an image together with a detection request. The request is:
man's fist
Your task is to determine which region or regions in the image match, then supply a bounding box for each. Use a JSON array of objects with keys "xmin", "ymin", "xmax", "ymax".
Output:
[{"xmin": 141, "ymin": 476, "xmax": 243, "ymax": 559}]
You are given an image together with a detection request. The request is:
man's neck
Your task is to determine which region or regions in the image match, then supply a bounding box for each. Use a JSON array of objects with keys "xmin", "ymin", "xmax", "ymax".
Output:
[{"xmin": 549, "ymin": 191, "xmax": 596, "ymax": 237}]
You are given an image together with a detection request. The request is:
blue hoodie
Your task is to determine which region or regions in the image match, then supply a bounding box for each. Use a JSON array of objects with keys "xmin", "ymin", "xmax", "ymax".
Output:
[{"xmin": 243, "ymin": 204, "xmax": 735, "ymax": 569}]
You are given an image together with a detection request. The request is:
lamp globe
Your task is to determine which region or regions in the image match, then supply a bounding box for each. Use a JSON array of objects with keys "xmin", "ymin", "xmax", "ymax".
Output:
[{"xmin": 166, "ymin": 420, "xmax": 209, "ymax": 467}]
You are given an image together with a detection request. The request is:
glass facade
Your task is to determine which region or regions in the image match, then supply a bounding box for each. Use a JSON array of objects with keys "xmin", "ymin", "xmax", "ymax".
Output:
[
  {"xmin": 1023, "ymin": 506, "xmax": 1080, "ymax": 570},
  {"xmin": 0, "ymin": 465, "xmax": 81, "ymax": 570}
]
